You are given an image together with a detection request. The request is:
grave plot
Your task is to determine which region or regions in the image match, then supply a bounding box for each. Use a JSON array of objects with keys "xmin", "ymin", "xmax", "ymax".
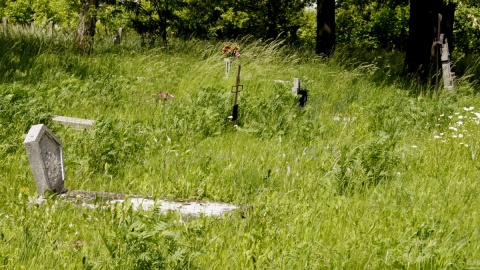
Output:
[{"xmin": 24, "ymin": 124, "xmax": 238, "ymax": 217}]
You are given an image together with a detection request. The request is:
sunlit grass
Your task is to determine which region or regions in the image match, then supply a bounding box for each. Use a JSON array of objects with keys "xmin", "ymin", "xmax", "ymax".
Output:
[{"xmin": 1, "ymin": 29, "xmax": 480, "ymax": 268}]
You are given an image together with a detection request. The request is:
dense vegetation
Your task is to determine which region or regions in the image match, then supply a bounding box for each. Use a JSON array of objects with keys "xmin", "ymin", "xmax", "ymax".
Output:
[
  {"xmin": 1, "ymin": 24, "xmax": 480, "ymax": 268},
  {"xmin": 1, "ymin": 0, "xmax": 480, "ymax": 53}
]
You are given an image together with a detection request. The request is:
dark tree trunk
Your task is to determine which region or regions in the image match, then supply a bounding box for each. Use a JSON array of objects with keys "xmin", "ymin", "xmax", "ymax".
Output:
[
  {"xmin": 155, "ymin": 1, "xmax": 168, "ymax": 44},
  {"xmin": 440, "ymin": 3, "xmax": 456, "ymax": 54},
  {"xmin": 75, "ymin": 0, "xmax": 99, "ymax": 54},
  {"xmin": 266, "ymin": 0, "xmax": 279, "ymax": 39},
  {"xmin": 404, "ymin": 0, "xmax": 455, "ymax": 81},
  {"xmin": 316, "ymin": 0, "xmax": 336, "ymax": 56}
]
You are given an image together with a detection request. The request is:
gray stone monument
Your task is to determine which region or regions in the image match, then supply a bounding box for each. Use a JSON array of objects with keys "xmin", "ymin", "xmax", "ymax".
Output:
[
  {"xmin": 440, "ymin": 37, "xmax": 455, "ymax": 92},
  {"xmin": 24, "ymin": 124, "xmax": 66, "ymax": 196}
]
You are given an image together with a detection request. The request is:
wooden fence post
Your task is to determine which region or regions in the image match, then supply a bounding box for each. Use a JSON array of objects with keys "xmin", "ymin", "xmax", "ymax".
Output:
[
  {"xmin": 2, "ymin": 17, "xmax": 7, "ymax": 36},
  {"xmin": 48, "ymin": 21, "xmax": 54, "ymax": 38}
]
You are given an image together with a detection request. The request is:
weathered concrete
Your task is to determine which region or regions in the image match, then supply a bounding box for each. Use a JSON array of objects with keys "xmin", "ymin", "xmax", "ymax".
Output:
[
  {"xmin": 52, "ymin": 116, "xmax": 95, "ymax": 130},
  {"xmin": 36, "ymin": 190, "xmax": 240, "ymax": 217},
  {"xmin": 25, "ymin": 125, "xmax": 239, "ymax": 217},
  {"xmin": 24, "ymin": 124, "xmax": 65, "ymax": 196}
]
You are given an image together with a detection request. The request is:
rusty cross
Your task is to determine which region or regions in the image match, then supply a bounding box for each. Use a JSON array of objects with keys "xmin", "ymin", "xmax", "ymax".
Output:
[{"xmin": 230, "ymin": 65, "xmax": 243, "ymax": 125}]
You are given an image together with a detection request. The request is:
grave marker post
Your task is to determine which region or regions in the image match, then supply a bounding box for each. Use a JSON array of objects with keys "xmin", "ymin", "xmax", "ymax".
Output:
[
  {"xmin": 292, "ymin": 78, "xmax": 308, "ymax": 107},
  {"xmin": 441, "ymin": 38, "xmax": 454, "ymax": 92},
  {"xmin": 292, "ymin": 78, "xmax": 300, "ymax": 95},
  {"xmin": 224, "ymin": 58, "xmax": 232, "ymax": 78},
  {"xmin": 24, "ymin": 124, "xmax": 66, "ymax": 196}
]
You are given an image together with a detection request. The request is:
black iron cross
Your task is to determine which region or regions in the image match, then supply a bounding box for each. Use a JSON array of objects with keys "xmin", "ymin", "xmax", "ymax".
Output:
[{"xmin": 231, "ymin": 65, "xmax": 243, "ymax": 125}]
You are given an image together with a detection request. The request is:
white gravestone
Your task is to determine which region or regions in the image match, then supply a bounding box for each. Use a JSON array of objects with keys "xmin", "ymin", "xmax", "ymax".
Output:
[{"xmin": 24, "ymin": 124, "xmax": 65, "ymax": 196}]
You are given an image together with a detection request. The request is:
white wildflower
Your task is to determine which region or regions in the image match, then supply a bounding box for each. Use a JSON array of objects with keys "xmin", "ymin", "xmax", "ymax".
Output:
[
  {"xmin": 434, "ymin": 135, "xmax": 442, "ymax": 139},
  {"xmin": 449, "ymin": 126, "xmax": 458, "ymax": 131},
  {"xmin": 464, "ymin": 107, "xmax": 475, "ymax": 111},
  {"xmin": 459, "ymin": 134, "xmax": 464, "ymax": 138},
  {"xmin": 473, "ymin": 112, "xmax": 480, "ymax": 119},
  {"xmin": 411, "ymin": 145, "xmax": 418, "ymax": 148}
]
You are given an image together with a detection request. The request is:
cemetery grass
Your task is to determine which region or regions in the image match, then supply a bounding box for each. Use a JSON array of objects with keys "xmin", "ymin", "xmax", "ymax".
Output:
[{"xmin": 1, "ymin": 32, "xmax": 480, "ymax": 269}]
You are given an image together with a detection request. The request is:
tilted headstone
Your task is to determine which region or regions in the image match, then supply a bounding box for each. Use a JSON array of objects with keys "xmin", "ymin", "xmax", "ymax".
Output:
[{"xmin": 24, "ymin": 124, "xmax": 66, "ymax": 196}]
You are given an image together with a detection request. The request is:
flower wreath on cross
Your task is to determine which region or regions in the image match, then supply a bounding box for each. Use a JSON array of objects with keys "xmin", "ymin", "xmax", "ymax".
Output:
[{"xmin": 222, "ymin": 42, "xmax": 241, "ymax": 58}]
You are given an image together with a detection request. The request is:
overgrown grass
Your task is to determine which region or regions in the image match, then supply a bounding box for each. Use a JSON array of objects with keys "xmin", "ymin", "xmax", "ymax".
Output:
[{"xmin": 1, "ymin": 29, "xmax": 480, "ymax": 269}]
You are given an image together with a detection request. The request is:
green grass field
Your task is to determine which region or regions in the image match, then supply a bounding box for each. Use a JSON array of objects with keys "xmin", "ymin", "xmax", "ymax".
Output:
[{"xmin": 1, "ymin": 29, "xmax": 480, "ymax": 269}]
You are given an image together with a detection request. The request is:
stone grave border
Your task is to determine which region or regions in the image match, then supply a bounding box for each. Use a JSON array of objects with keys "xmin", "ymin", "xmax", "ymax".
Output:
[{"xmin": 24, "ymin": 124, "xmax": 239, "ymax": 217}]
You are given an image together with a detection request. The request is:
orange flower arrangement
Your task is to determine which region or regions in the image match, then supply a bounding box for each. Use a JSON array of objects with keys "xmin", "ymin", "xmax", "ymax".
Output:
[{"xmin": 222, "ymin": 42, "xmax": 240, "ymax": 58}]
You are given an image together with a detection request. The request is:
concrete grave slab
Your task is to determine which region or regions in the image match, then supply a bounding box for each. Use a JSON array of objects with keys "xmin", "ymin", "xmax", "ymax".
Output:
[
  {"xmin": 25, "ymin": 124, "xmax": 240, "ymax": 217},
  {"xmin": 57, "ymin": 190, "xmax": 239, "ymax": 217},
  {"xmin": 52, "ymin": 116, "xmax": 95, "ymax": 130},
  {"xmin": 24, "ymin": 124, "xmax": 65, "ymax": 196}
]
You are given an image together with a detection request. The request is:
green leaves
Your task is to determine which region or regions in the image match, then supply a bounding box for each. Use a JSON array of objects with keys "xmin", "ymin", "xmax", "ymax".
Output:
[{"xmin": 97, "ymin": 204, "xmax": 197, "ymax": 269}]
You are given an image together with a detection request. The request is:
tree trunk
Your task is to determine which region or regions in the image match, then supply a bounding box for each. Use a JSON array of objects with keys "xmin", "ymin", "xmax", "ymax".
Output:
[
  {"xmin": 316, "ymin": 0, "xmax": 336, "ymax": 56},
  {"xmin": 404, "ymin": 0, "xmax": 456, "ymax": 82},
  {"xmin": 75, "ymin": 0, "xmax": 99, "ymax": 54},
  {"xmin": 266, "ymin": 0, "xmax": 279, "ymax": 39}
]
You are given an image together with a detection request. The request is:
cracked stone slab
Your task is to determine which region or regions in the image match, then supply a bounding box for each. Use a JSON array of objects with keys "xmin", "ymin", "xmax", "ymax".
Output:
[{"xmin": 34, "ymin": 190, "xmax": 240, "ymax": 217}]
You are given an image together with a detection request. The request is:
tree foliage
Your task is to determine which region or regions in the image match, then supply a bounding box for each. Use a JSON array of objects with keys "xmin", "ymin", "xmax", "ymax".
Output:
[{"xmin": 0, "ymin": 0, "xmax": 479, "ymax": 55}]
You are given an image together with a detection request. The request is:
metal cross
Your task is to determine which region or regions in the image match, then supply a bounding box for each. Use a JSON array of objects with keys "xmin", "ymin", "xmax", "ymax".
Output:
[{"xmin": 231, "ymin": 65, "xmax": 243, "ymax": 125}]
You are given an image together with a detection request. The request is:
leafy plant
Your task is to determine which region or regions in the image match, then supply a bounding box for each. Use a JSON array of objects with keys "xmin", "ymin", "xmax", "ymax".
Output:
[
  {"xmin": 335, "ymin": 132, "xmax": 399, "ymax": 194},
  {"xmin": 95, "ymin": 203, "xmax": 198, "ymax": 269}
]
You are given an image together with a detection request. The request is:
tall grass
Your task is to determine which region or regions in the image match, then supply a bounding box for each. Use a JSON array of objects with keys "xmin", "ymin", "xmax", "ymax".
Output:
[{"xmin": 1, "ymin": 28, "xmax": 480, "ymax": 268}]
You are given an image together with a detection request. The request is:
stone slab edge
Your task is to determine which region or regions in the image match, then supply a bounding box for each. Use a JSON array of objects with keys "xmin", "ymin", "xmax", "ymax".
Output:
[{"xmin": 52, "ymin": 116, "xmax": 95, "ymax": 130}]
